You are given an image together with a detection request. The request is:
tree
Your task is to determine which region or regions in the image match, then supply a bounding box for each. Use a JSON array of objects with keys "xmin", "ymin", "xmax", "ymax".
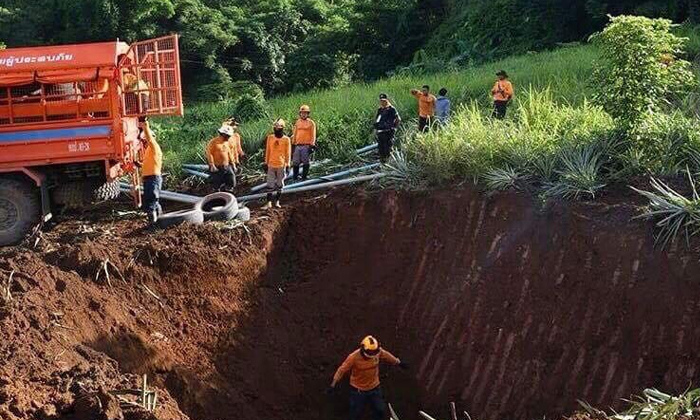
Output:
[{"xmin": 591, "ymin": 15, "xmax": 697, "ymax": 131}]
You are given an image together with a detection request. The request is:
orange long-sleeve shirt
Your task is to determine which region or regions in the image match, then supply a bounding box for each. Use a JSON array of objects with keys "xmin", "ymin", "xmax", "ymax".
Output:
[
  {"xmin": 491, "ymin": 80, "xmax": 514, "ymax": 102},
  {"xmin": 332, "ymin": 349, "xmax": 400, "ymax": 391},
  {"xmin": 141, "ymin": 126, "xmax": 162, "ymax": 177},
  {"xmin": 292, "ymin": 118, "xmax": 316, "ymax": 146},
  {"xmin": 265, "ymin": 134, "xmax": 291, "ymax": 169},
  {"xmin": 206, "ymin": 136, "xmax": 236, "ymax": 167},
  {"xmin": 411, "ymin": 91, "xmax": 436, "ymax": 117},
  {"xmin": 228, "ymin": 133, "xmax": 245, "ymax": 164}
]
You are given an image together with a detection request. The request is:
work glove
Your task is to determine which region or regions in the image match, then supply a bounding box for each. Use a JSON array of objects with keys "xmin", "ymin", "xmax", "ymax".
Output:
[
  {"xmin": 209, "ymin": 165, "xmax": 217, "ymax": 173},
  {"xmin": 261, "ymin": 163, "xmax": 268, "ymax": 172},
  {"xmin": 398, "ymin": 361, "xmax": 409, "ymax": 371},
  {"xmin": 310, "ymin": 145, "xmax": 317, "ymax": 154},
  {"xmin": 325, "ymin": 386, "xmax": 336, "ymax": 396}
]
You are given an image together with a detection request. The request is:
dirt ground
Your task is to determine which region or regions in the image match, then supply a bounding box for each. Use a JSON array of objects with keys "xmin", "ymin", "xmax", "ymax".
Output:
[{"xmin": 1, "ymin": 186, "xmax": 699, "ymax": 420}]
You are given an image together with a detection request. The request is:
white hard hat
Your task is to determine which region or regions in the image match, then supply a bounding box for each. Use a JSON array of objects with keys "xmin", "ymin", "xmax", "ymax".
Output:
[{"xmin": 218, "ymin": 125, "xmax": 234, "ymax": 137}]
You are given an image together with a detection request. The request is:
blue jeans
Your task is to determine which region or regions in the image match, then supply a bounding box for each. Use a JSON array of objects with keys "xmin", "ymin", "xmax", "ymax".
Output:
[
  {"xmin": 142, "ymin": 175, "xmax": 162, "ymax": 217},
  {"xmin": 349, "ymin": 387, "xmax": 386, "ymax": 420}
]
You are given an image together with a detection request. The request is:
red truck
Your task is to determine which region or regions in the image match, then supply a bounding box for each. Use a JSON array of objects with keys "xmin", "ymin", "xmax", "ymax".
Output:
[{"xmin": 0, "ymin": 35, "xmax": 183, "ymax": 245}]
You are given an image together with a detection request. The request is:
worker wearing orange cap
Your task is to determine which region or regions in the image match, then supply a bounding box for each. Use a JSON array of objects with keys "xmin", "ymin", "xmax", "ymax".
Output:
[
  {"xmin": 291, "ymin": 104, "xmax": 317, "ymax": 181},
  {"xmin": 206, "ymin": 125, "xmax": 237, "ymax": 191},
  {"xmin": 491, "ymin": 70, "xmax": 514, "ymax": 119},
  {"xmin": 138, "ymin": 119, "xmax": 163, "ymax": 224},
  {"xmin": 263, "ymin": 119, "xmax": 291, "ymax": 209},
  {"xmin": 328, "ymin": 335, "xmax": 408, "ymax": 420}
]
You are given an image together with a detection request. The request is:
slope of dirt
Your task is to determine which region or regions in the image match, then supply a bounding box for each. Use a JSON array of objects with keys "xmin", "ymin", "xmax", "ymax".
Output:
[
  {"xmin": 1, "ymin": 187, "xmax": 699, "ymax": 420},
  {"xmin": 0, "ymin": 203, "xmax": 287, "ymax": 420}
]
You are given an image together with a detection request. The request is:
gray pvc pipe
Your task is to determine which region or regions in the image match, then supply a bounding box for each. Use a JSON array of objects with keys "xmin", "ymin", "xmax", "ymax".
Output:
[
  {"xmin": 356, "ymin": 143, "xmax": 378, "ymax": 154},
  {"xmin": 183, "ymin": 164, "xmax": 209, "ymax": 171},
  {"xmin": 183, "ymin": 168, "xmax": 210, "ymax": 178},
  {"xmin": 237, "ymin": 172, "xmax": 385, "ymax": 203},
  {"xmin": 284, "ymin": 163, "xmax": 381, "ymax": 191},
  {"xmin": 118, "ymin": 183, "xmax": 202, "ymax": 204}
]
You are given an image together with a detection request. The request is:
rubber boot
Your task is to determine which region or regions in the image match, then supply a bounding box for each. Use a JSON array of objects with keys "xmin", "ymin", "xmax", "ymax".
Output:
[
  {"xmin": 292, "ymin": 165, "xmax": 300, "ymax": 181},
  {"xmin": 274, "ymin": 191, "xmax": 282, "ymax": 208},
  {"xmin": 147, "ymin": 210, "xmax": 158, "ymax": 224},
  {"xmin": 301, "ymin": 164, "xmax": 310, "ymax": 181},
  {"xmin": 264, "ymin": 193, "xmax": 273, "ymax": 209}
]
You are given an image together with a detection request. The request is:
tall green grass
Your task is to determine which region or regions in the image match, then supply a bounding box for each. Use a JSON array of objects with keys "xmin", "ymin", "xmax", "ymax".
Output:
[{"xmin": 155, "ymin": 44, "xmax": 600, "ymax": 173}]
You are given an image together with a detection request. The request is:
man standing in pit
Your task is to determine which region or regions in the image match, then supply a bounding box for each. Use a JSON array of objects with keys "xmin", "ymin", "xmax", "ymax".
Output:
[
  {"xmin": 263, "ymin": 119, "xmax": 291, "ymax": 209},
  {"xmin": 374, "ymin": 93, "xmax": 401, "ymax": 163},
  {"xmin": 291, "ymin": 104, "xmax": 317, "ymax": 181},
  {"xmin": 206, "ymin": 125, "xmax": 237, "ymax": 191},
  {"xmin": 491, "ymin": 70, "xmax": 514, "ymax": 119},
  {"xmin": 410, "ymin": 84, "xmax": 436, "ymax": 132},
  {"xmin": 328, "ymin": 335, "xmax": 408, "ymax": 420},
  {"xmin": 138, "ymin": 119, "xmax": 163, "ymax": 224}
]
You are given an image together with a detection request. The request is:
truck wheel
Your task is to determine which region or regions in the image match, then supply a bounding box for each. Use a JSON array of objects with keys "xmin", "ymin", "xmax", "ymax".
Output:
[
  {"xmin": 94, "ymin": 180, "xmax": 121, "ymax": 202},
  {"xmin": 0, "ymin": 179, "xmax": 40, "ymax": 246}
]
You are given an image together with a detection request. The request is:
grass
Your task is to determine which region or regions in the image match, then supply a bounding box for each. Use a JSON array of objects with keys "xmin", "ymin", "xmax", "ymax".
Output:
[
  {"xmin": 579, "ymin": 387, "xmax": 700, "ymax": 420},
  {"xmin": 154, "ymin": 44, "xmax": 600, "ymax": 174}
]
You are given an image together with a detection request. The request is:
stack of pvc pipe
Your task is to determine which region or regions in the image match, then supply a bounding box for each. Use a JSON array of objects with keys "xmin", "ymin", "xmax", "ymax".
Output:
[
  {"xmin": 118, "ymin": 172, "xmax": 385, "ymax": 205},
  {"xmin": 284, "ymin": 163, "xmax": 380, "ymax": 191}
]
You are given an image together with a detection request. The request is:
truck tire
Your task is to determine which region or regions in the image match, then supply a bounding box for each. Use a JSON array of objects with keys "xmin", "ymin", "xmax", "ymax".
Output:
[
  {"xmin": 94, "ymin": 180, "xmax": 121, "ymax": 202},
  {"xmin": 195, "ymin": 192, "xmax": 239, "ymax": 222},
  {"xmin": 0, "ymin": 179, "xmax": 40, "ymax": 246},
  {"xmin": 156, "ymin": 208, "xmax": 204, "ymax": 229}
]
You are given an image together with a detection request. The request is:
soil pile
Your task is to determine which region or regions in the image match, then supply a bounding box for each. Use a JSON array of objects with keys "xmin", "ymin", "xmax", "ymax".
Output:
[{"xmin": 0, "ymin": 188, "xmax": 699, "ymax": 420}]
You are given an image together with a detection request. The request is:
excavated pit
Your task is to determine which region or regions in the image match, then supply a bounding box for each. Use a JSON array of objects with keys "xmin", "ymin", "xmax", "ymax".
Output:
[
  {"xmin": 160, "ymin": 189, "xmax": 700, "ymax": 420},
  {"xmin": 2, "ymin": 187, "xmax": 700, "ymax": 420}
]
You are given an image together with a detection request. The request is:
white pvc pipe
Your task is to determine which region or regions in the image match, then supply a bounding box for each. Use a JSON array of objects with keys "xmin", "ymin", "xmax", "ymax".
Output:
[{"xmin": 237, "ymin": 173, "xmax": 385, "ymax": 203}]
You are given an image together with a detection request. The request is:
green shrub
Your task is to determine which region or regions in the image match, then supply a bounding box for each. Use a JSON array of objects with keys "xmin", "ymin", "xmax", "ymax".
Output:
[
  {"xmin": 232, "ymin": 94, "xmax": 271, "ymax": 122},
  {"xmin": 402, "ymin": 88, "xmax": 615, "ymax": 188},
  {"xmin": 591, "ymin": 15, "xmax": 696, "ymax": 131}
]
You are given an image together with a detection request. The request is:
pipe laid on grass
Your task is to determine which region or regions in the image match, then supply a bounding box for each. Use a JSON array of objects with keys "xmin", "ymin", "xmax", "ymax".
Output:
[
  {"xmin": 118, "ymin": 183, "xmax": 202, "ymax": 204},
  {"xmin": 284, "ymin": 163, "xmax": 381, "ymax": 191},
  {"xmin": 237, "ymin": 172, "xmax": 385, "ymax": 203},
  {"xmin": 182, "ymin": 164, "xmax": 209, "ymax": 171},
  {"xmin": 183, "ymin": 168, "xmax": 210, "ymax": 178},
  {"xmin": 355, "ymin": 143, "xmax": 378, "ymax": 154}
]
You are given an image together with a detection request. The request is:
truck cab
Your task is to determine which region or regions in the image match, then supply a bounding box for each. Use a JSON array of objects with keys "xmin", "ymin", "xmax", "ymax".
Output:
[{"xmin": 0, "ymin": 35, "xmax": 183, "ymax": 245}]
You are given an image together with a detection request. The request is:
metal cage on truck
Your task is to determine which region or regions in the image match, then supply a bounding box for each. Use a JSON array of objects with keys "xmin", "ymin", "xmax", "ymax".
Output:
[{"xmin": 0, "ymin": 35, "xmax": 183, "ymax": 246}]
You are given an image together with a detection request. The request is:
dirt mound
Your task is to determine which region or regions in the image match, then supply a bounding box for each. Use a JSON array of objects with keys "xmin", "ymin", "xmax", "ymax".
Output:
[{"xmin": 1, "ymin": 188, "xmax": 699, "ymax": 420}]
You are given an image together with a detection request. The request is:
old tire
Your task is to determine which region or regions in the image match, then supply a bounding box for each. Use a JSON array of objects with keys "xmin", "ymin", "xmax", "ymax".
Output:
[
  {"xmin": 94, "ymin": 180, "xmax": 121, "ymax": 201},
  {"xmin": 156, "ymin": 209, "xmax": 204, "ymax": 229},
  {"xmin": 195, "ymin": 192, "xmax": 239, "ymax": 222},
  {"xmin": 0, "ymin": 179, "xmax": 40, "ymax": 246},
  {"xmin": 235, "ymin": 206, "xmax": 251, "ymax": 222}
]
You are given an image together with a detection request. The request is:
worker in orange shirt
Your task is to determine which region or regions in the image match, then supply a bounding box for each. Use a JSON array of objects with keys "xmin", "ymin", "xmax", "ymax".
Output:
[
  {"xmin": 491, "ymin": 70, "xmax": 514, "ymax": 119},
  {"xmin": 329, "ymin": 336, "xmax": 408, "ymax": 420},
  {"xmin": 206, "ymin": 125, "xmax": 237, "ymax": 191},
  {"xmin": 138, "ymin": 119, "xmax": 163, "ymax": 224},
  {"xmin": 410, "ymin": 84, "xmax": 436, "ymax": 132},
  {"xmin": 223, "ymin": 117, "xmax": 246, "ymax": 170},
  {"xmin": 291, "ymin": 104, "xmax": 317, "ymax": 181},
  {"xmin": 263, "ymin": 119, "xmax": 291, "ymax": 209}
]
